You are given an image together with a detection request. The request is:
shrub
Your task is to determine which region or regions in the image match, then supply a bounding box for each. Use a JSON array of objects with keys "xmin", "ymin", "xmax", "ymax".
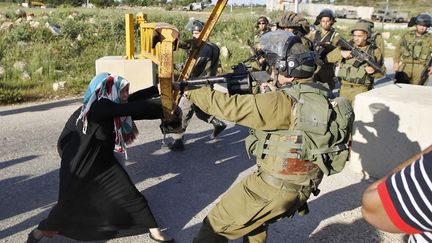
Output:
[{"xmin": 0, "ymin": 88, "xmax": 23, "ymax": 103}]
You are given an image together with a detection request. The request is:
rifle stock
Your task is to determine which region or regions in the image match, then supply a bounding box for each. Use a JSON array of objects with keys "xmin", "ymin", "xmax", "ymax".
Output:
[
  {"xmin": 337, "ymin": 37, "xmax": 385, "ymax": 75},
  {"xmin": 419, "ymin": 56, "xmax": 432, "ymax": 85}
]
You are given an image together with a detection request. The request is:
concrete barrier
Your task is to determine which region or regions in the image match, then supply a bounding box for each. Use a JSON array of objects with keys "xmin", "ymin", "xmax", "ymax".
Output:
[
  {"xmin": 348, "ymin": 84, "xmax": 432, "ymax": 178},
  {"xmin": 95, "ymin": 56, "xmax": 157, "ymax": 93}
]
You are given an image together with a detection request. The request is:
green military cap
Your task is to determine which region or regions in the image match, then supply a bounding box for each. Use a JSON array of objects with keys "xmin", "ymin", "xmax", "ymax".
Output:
[
  {"xmin": 351, "ymin": 22, "xmax": 371, "ymax": 35},
  {"xmin": 358, "ymin": 19, "xmax": 374, "ymax": 29}
]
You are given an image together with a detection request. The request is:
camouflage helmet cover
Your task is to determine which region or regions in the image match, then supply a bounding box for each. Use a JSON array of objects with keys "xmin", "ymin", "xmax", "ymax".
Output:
[
  {"xmin": 358, "ymin": 18, "xmax": 374, "ymax": 29},
  {"xmin": 277, "ymin": 11, "xmax": 301, "ymax": 28},
  {"xmin": 314, "ymin": 8, "xmax": 336, "ymax": 25},
  {"xmin": 351, "ymin": 22, "xmax": 371, "ymax": 35},
  {"xmin": 256, "ymin": 16, "xmax": 269, "ymax": 27},
  {"xmin": 277, "ymin": 11, "xmax": 311, "ymax": 35},
  {"xmin": 408, "ymin": 13, "xmax": 432, "ymax": 27}
]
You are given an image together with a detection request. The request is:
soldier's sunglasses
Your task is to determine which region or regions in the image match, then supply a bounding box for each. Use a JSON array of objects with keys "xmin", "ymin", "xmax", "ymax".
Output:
[{"xmin": 258, "ymin": 22, "xmax": 267, "ymax": 25}]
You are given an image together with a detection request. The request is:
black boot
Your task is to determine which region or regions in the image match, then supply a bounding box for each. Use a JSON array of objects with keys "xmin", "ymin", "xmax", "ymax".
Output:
[
  {"xmin": 26, "ymin": 230, "xmax": 42, "ymax": 243},
  {"xmin": 210, "ymin": 118, "xmax": 226, "ymax": 140},
  {"xmin": 168, "ymin": 139, "xmax": 185, "ymax": 151}
]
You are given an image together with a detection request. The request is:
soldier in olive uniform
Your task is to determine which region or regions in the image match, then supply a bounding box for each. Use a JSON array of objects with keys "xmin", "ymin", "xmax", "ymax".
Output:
[
  {"xmin": 168, "ymin": 20, "xmax": 226, "ymax": 151},
  {"xmin": 393, "ymin": 13, "xmax": 432, "ymax": 85},
  {"xmin": 276, "ymin": 11, "xmax": 314, "ymax": 50},
  {"xmin": 310, "ymin": 9, "xmax": 340, "ymax": 90},
  {"xmin": 328, "ymin": 22, "xmax": 384, "ymax": 104},
  {"xmin": 358, "ymin": 19, "xmax": 385, "ymax": 55},
  {"xmin": 249, "ymin": 16, "xmax": 271, "ymax": 71},
  {"xmin": 251, "ymin": 16, "xmax": 270, "ymax": 50},
  {"xmin": 186, "ymin": 32, "xmax": 353, "ymax": 243}
]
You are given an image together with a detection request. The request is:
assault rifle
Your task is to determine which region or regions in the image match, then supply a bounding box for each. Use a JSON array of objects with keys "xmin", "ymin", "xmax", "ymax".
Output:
[
  {"xmin": 314, "ymin": 41, "xmax": 336, "ymax": 60},
  {"xmin": 419, "ymin": 56, "xmax": 432, "ymax": 85},
  {"xmin": 179, "ymin": 62, "xmax": 271, "ymax": 95},
  {"xmin": 242, "ymin": 49, "xmax": 266, "ymax": 63},
  {"xmin": 337, "ymin": 37, "xmax": 385, "ymax": 75}
]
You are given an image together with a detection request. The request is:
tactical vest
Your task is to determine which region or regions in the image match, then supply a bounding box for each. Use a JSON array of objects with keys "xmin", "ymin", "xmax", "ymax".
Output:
[
  {"xmin": 206, "ymin": 42, "xmax": 220, "ymax": 77},
  {"xmin": 245, "ymin": 83, "xmax": 354, "ymax": 185},
  {"xmin": 192, "ymin": 42, "xmax": 220, "ymax": 78},
  {"xmin": 314, "ymin": 29, "xmax": 338, "ymax": 61},
  {"xmin": 401, "ymin": 31, "xmax": 432, "ymax": 63},
  {"xmin": 338, "ymin": 45, "xmax": 376, "ymax": 84}
]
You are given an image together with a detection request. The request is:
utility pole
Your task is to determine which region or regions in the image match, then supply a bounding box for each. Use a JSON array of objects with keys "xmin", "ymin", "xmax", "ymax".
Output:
[
  {"xmin": 382, "ymin": 0, "xmax": 389, "ymax": 31},
  {"xmin": 294, "ymin": 0, "xmax": 299, "ymax": 13},
  {"xmin": 250, "ymin": 0, "xmax": 253, "ymax": 15}
]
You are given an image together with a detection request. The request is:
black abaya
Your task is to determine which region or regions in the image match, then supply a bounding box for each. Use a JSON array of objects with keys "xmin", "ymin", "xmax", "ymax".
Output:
[{"xmin": 38, "ymin": 86, "xmax": 165, "ymax": 241}]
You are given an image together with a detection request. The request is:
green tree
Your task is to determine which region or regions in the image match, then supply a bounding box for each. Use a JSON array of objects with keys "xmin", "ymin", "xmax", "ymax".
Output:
[
  {"xmin": 90, "ymin": 0, "xmax": 115, "ymax": 7},
  {"xmin": 64, "ymin": 0, "xmax": 84, "ymax": 6}
]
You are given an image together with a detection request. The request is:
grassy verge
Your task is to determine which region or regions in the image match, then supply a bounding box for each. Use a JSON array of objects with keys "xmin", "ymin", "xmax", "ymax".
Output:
[{"xmin": 0, "ymin": 3, "xmax": 413, "ymax": 104}]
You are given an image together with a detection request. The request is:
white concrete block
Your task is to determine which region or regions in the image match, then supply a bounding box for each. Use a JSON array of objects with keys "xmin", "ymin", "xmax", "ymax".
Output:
[
  {"xmin": 95, "ymin": 56, "xmax": 157, "ymax": 93},
  {"xmin": 348, "ymin": 84, "xmax": 432, "ymax": 178}
]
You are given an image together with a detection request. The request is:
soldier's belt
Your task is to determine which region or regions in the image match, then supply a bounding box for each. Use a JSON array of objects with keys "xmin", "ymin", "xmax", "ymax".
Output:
[
  {"xmin": 260, "ymin": 172, "xmax": 303, "ymax": 191},
  {"xmin": 342, "ymin": 78, "xmax": 367, "ymax": 85},
  {"xmin": 402, "ymin": 60, "xmax": 427, "ymax": 65},
  {"xmin": 260, "ymin": 171, "xmax": 306, "ymax": 191}
]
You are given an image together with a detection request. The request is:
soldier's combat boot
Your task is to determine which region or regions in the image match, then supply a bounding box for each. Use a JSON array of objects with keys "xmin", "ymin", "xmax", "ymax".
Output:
[
  {"xmin": 210, "ymin": 118, "xmax": 226, "ymax": 140},
  {"xmin": 168, "ymin": 139, "xmax": 185, "ymax": 151}
]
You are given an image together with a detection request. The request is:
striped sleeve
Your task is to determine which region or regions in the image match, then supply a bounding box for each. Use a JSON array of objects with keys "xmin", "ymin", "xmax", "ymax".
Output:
[{"xmin": 377, "ymin": 150, "xmax": 432, "ymax": 239}]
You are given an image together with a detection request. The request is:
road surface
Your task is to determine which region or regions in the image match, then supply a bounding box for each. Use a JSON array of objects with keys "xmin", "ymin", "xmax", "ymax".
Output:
[{"xmin": 0, "ymin": 92, "xmax": 407, "ymax": 243}]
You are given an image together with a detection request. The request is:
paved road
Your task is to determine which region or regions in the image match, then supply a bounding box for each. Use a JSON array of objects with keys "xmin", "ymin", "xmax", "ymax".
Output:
[{"xmin": 0, "ymin": 93, "xmax": 407, "ymax": 243}]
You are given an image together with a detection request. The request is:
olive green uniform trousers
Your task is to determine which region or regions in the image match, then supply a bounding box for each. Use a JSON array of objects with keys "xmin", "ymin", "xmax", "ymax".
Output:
[
  {"xmin": 398, "ymin": 62, "xmax": 427, "ymax": 85},
  {"xmin": 314, "ymin": 63, "xmax": 336, "ymax": 90},
  {"xmin": 193, "ymin": 171, "xmax": 311, "ymax": 243},
  {"xmin": 339, "ymin": 80, "xmax": 373, "ymax": 104}
]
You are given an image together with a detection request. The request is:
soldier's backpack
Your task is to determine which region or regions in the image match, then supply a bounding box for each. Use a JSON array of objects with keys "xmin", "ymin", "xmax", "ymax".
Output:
[{"xmin": 245, "ymin": 83, "xmax": 354, "ymax": 176}]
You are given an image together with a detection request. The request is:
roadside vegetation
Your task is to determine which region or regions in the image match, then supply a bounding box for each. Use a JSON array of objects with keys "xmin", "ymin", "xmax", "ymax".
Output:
[{"xmin": 0, "ymin": 2, "xmax": 424, "ymax": 104}]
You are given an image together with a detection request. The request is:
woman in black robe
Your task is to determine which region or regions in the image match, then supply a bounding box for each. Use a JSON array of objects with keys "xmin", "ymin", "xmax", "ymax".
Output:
[{"xmin": 27, "ymin": 73, "xmax": 175, "ymax": 243}]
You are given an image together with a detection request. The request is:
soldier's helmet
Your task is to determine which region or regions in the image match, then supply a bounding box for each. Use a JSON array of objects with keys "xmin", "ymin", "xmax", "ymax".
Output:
[
  {"xmin": 277, "ymin": 11, "xmax": 311, "ymax": 35},
  {"xmin": 408, "ymin": 13, "xmax": 432, "ymax": 27},
  {"xmin": 351, "ymin": 22, "xmax": 371, "ymax": 36},
  {"xmin": 314, "ymin": 9, "xmax": 336, "ymax": 25},
  {"xmin": 260, "ymin": 30, "xmax": 316, "ymax": 78},
  {"xmin": 185, "ymin": 18, "xmax": 205, "ymax": 32},
  {"xmin": 358, "ymin": 19, "xmax": 374, "ymax": 29},
  {"xmin": 256, "ymin": 16, "xmax": 269, "ymax": 27},
  {"xmin": 277, "ymin": 11, "xmax": 300, "ymax": 28}
]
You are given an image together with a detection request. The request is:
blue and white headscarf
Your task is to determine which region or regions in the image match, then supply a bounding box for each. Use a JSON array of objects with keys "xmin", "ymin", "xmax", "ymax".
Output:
[{"xmin": 76, "ymin": 73, "xmax": 137, "ymax": 159}]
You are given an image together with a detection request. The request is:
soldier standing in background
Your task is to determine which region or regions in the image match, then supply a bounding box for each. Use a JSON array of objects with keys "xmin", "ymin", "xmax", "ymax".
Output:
[
  {"xmin": 167, "ymin": 20, "xmax": 226, "ymax": 151},
  {"xmin": 358, "ymin": 19, "xmax": 385, "ymax": 55},
  {"xmin": 248, "ymin": 16, "xmax": 271, "ymax": 71},
  {"xmin": 393, "ymin": 13, "xmax": 432, "ymax": 85},
  {"xmin": 251, "ymin": 16, "xmax": 271, "ymax": 50},
  {"xmin": 328, "ymin": 23, "xmax": 384, "ymax": 104},
  {"xmin": 310, "ymin": 9, "xmax": 340, "ymax": 90}
]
